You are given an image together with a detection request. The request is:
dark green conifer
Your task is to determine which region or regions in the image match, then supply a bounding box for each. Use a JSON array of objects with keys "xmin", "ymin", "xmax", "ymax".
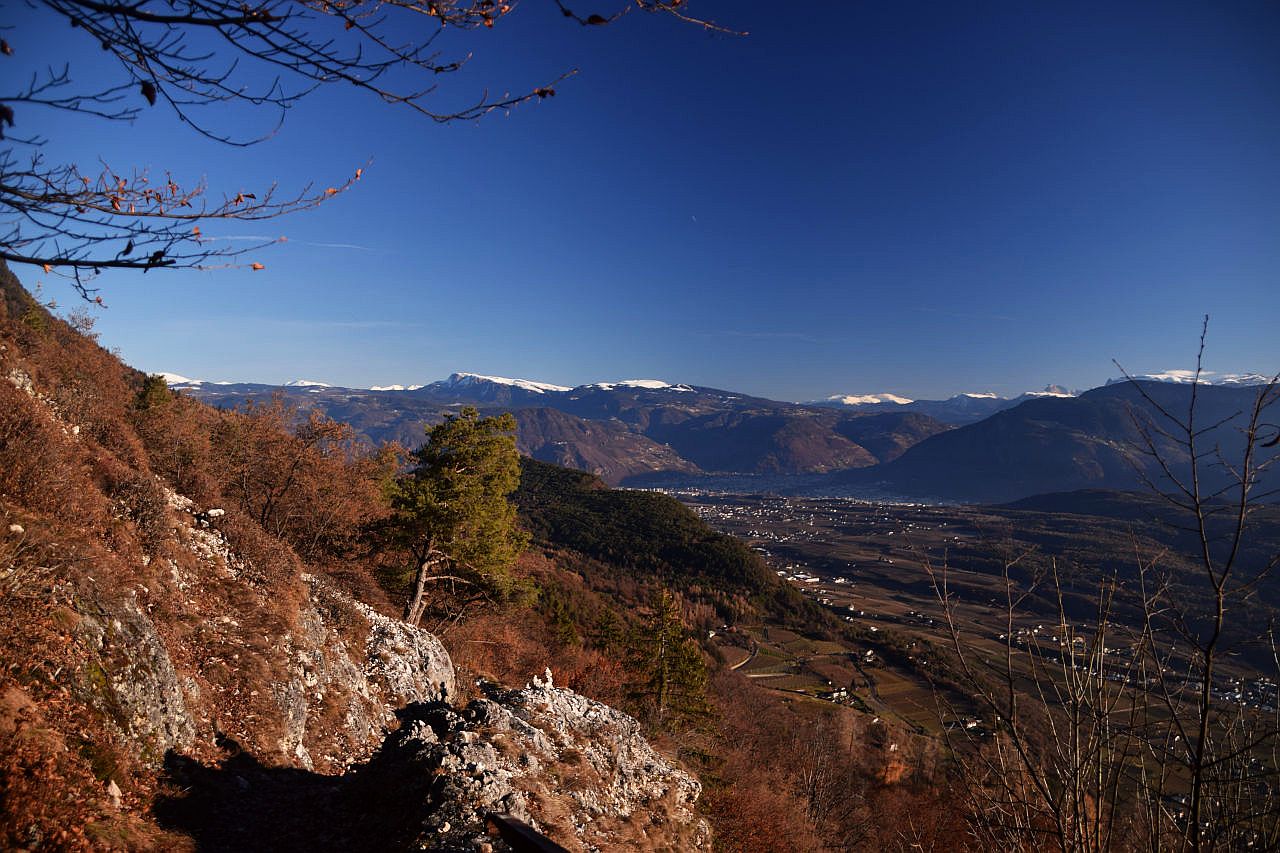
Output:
[
  {"xmin": 592, "ymin": 607, "xmax": 624, "ymax": 653},
  {"xmin": 135, "ymin": 374, "xmax": 172, "ymax": 410},
  {"xmin": 392, "ymin": 407, "xmax": 528, "ymax": 625},
  {"xmin": 627, "ymin": 588, "xmax": 711, "ymax": 732}
]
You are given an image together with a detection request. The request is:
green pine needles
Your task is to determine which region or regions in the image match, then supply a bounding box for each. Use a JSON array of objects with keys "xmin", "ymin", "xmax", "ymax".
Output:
[
  {"xmin": 392, "ymin": 407, "xmax": 528, "ymax": 626},
  {"xmin": 628, "ymin": 589, "xmax": 712, "ymax": 733}
]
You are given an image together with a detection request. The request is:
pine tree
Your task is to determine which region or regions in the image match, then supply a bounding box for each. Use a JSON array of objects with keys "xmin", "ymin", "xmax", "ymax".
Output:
[
  {"xmin": 135, "ymin": 374, "xmax": 172, "ymax": 410},
  {"xmin": 627, "ymin": 589, "xmax": 711, "ymax": 732},
  {"xmin": 540, "ymin": 584, "xmax": 581, "ymax": 647},
  {"xmin": 592, "ymin": 608, "xmax": 624, "ymax": 654},
  {"xmin": 392, "ymin": 407, "xmax": 528, "ymax": 626}
]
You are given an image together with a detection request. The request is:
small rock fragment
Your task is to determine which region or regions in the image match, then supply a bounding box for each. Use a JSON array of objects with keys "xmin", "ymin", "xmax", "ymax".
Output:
[{"xmin": 106, "ymin": 779, "xmax": 122, "ymax": 809}]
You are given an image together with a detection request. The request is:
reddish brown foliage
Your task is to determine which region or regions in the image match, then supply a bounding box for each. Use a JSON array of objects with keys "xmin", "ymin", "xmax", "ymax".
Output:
[{"xmin": 208, "ymin": 396, "xmax": 393, "ymax": 560}]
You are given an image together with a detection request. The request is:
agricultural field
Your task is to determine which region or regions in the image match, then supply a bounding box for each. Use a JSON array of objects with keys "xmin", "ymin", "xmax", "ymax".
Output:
[{"xmin": 679, "ymin": 492, "xmax": 1280, "ymax": 735}]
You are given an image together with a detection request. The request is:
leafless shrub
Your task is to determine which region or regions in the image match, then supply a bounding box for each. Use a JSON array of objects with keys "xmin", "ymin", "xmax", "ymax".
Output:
[{"xmin": 934, "ymin": 322, "xmax": 1280, "ymax": 852}]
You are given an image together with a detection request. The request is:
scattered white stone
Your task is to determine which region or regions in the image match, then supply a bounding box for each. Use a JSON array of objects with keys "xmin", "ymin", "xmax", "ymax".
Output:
[
  {"xmin": 106, "ymin": 779, "xmax": 122, "ymax": 809},
  {"xmin": 7, "ymin": 523, "xmax": 24, "ymax": 535}
]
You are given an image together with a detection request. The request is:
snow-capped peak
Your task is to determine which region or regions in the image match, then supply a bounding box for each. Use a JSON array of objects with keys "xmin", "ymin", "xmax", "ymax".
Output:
[
  {"xmin": 284, "ymin": 379, "xmax": 333, "ymax": 388},
  {"xmin": 159, "ymin": 372, "xmax": 237, "ymax": 386},
  {"xmin": 959, "ymin": 391, "xmax": 1000, "ymax": 399},
  {"xmin": 824, "ymin": 393, "xmax": 914, "ymax": 406},
  {"xmin": 158, "ymin": 372, "xmax": 202, "ymax": 386},
  {"xmin": 369, "ymin": 383, "xmax": 425, "ymax": 392},
  {"xmin": 1021, "ymin": 384, "xmax": 1076, "ymax": 398},
  {"xmin": 446, "ymin": 373, "xmax": 572, "ymax": 394}
]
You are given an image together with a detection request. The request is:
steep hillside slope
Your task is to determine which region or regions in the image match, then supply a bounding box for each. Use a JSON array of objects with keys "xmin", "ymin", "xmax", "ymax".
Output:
[
  {"xmin": 514, "ymin": 406, "xmax": 701, "ymax": 483},
  {"xmin": 0, "ymin": 263, "xmax": 709, "ymax": 850},
  {"xmin": 515, "ymin": 459, "xmax": 829, "ymax": 629}
]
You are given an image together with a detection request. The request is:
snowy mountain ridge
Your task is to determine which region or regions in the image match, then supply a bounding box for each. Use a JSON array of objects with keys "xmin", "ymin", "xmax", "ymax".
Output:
[
  {"xmin": 1105, "ymin": 370, "xmax": 1274, "ymax": 387},
  {"xmin": 824, "ymin": 393, "xmax": 915, "ymax": 406},
  {"xmin": 439, "ymin": 372, "xmax": 573, "ymax": 394},
  {"xmin": 815, "ymin": 385, "xmax": 1077, "ymax": 409}
]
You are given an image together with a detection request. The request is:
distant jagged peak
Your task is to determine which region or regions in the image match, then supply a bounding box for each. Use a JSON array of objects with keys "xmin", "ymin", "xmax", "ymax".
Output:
[
  {"xmin": 1020, "ymin": 384, "xmax": 1076, "ymax": 398},
  {"xmin": 823, "ymin": 393, "xmax": 914, "ymax": 406},
  {"xmin": 369, "ymin": 383, "xmax": 425, "ymax": 391},
  {"xmin": 1106, "ymin": 370, "xmax": 1274, "ymax": 387},
  {"xmin": 444, "ymin": 372, "xmax": 573, "ymax": 394}
]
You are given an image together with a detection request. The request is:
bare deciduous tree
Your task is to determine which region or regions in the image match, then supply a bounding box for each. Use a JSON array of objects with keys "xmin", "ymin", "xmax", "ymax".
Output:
[
  {"xmin": 929, "ymin": 322, "xmax": 1280, "ymax": 852},
  {"xmin": 0, "ymin": 0, "xmax": 734, "ymax": 296}
]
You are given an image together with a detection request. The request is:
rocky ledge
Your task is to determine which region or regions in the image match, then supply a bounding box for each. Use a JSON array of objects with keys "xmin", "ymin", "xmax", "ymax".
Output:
[
  {"xmin": 380, "ymin": 668, "xmax": 710, "ymax": 851},
  {"xmin": 157, "ymin": 669, "xmax": 709, "ymax": 852}
]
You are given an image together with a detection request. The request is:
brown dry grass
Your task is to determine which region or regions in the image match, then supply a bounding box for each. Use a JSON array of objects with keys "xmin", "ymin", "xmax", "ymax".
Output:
[{"xmin": 0, "ymin": 263, "xmax": 407, "ymax": 843}]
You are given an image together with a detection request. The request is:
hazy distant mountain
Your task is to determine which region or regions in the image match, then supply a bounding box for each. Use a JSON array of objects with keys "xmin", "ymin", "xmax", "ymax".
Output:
[
  {"xmin": 829, "ymin": 381, "xmax": 1279, "ymax": 503},
  {"xmin": 812, "ymin": 385, "xmax": 1077, "ymax": 425},
  {"xmin": 169, "ymin": 372, "xmax": 951, "ymax": 484}
]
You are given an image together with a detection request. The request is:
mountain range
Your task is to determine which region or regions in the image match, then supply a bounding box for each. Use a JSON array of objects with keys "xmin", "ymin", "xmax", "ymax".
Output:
[
  {"xmin": 165, "ymin": 373, "xmax": 952, "ymax": 485},
  {"xmin": 810, "ymin": 385, "xmax": 1079, "ymax": 425},
  {"xmin": 825, "ymin": 380, "xmax": 1279, "ymax": 503},
  {"xmin": 166, "ymin": 370, "xmax": 1276, "ymax": 502}
]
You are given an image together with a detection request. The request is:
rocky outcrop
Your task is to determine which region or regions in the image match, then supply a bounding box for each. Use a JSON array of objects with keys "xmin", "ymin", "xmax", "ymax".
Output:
[
  {"xmin": 272, "ymin": 573, "xmax": 456, "ymax": 768},
  {"xmin": 76, "ymin": 486, "xmax": 458, "ymax": 773},
  {"xmin": 104, "ymin": 493, "xmax": 707, "ymax": 849},
  {"xmin": 76, "ymin": 592, "xmax": 197, "ymax": 759},
  {"xmin": 369, "ymin": 669, "xmax": 710, "ymax": 852}
]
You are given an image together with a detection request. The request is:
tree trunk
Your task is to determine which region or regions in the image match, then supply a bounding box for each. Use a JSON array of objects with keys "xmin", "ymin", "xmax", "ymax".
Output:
[{"xmin": 403, "ymin": 553, "xmax": 437, "ymax": 627}]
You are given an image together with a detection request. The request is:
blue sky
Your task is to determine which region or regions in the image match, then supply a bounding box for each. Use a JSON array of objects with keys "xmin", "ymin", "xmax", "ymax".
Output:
[{"xmin": 11, "ymin": 0, "xmax": 1280, "ymax": 401}]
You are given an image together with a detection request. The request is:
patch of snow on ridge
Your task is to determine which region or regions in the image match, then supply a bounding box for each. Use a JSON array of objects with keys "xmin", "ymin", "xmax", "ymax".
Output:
[
  {"xmin": 158, "ymin": 372, "xmax": 202, "ymax": 386},
  {"xmin": 619, "ymin": 379, "xmax": 675, "ymax": 389},
  {"xmin": 825, "ymin": 393, "xmax": 914, "ymax": 406},
  {"xmin": 448, "ymin": 373, "xmax": 572, "ymax": 393},
  {"xmin": 1107, "ymin": 370, "xmax": 1274, "ymax": 387},
  {"xmin": 960, "ymin": 392, "xmax": 1000, "ymax": 399},
  {"xmin": 1022, "ymin": 384, "xmax": 1076, "ymax": 398},
  {"xmin": 284, "ymin": 379, "xmax": 333, "ymax": 388},
  {"xmin": 369, "ymin": 384, "xmax": 425, "ymax": 391},
  {"xmin": 588, "ymin": 379, "xmax": 694, "ymax": 392},
  {"xmin": 1139, "ymin": 369, "xmax": 1201, "ymax": 384}
]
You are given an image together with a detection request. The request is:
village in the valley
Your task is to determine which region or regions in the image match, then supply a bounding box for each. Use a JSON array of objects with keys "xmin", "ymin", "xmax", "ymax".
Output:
[{"xmin": 666, "ymin": 491, "xmax": 1279, "ymax": 732}]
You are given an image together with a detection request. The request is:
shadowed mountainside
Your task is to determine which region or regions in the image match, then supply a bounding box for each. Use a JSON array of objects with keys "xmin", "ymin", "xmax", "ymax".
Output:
[{"xmin": 823, "ymin": 382, "xmax": 1278, "ymax": 503}]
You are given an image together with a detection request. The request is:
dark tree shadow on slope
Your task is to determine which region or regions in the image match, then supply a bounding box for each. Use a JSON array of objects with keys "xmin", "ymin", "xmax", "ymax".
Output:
[{"xmin": 154, "ymin": 707, "xmax": 447, "ymax": 852}]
